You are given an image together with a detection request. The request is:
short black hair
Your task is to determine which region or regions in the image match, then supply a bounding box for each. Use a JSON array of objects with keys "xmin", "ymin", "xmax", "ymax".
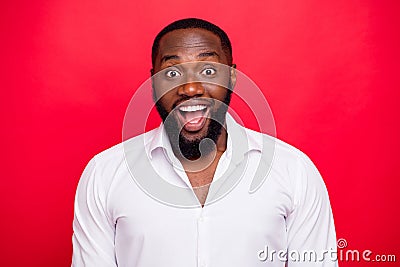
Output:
[{"xmin": 151, "ymin": 18, "xmax": 233, "ymax": 67}]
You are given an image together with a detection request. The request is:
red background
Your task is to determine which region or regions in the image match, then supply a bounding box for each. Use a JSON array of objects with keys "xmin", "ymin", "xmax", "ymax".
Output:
[{"xmin": 2, "ymin": 0, "xmax": 399, "ymax": 266}]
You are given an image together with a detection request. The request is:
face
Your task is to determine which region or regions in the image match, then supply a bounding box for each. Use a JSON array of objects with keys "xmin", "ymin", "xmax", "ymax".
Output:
[{"xmin": 152, "ymin": 28, "xmax": 235, "ymax": 160}]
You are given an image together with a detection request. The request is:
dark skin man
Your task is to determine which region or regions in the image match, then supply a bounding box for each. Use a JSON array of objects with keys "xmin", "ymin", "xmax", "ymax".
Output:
[{"xmin": 151, "ymin": 28, "xmax": 236, "ymax": 206}]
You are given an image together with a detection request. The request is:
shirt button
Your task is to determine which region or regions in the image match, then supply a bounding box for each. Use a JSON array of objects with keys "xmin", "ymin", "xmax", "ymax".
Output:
[{"xmin": 199, "ymin": 217, "xmax": 204, "ymax": 222}]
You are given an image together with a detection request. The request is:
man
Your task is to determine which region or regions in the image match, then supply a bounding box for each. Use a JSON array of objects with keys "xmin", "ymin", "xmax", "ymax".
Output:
[{"xmin": 72, "ymin": 18, "xmax": 337, "ymax": 266}]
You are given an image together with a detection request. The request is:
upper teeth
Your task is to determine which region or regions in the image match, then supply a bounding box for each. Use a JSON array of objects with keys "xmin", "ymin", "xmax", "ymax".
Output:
[{"xmin": 179, "ymin": 105, "xmax": 207, "ymax": 112}]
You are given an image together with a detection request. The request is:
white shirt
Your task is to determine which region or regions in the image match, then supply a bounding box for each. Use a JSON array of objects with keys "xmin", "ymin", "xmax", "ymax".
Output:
[{"xmin": 72, "ymin": 114, "xmax": 338, "ymax": 267}]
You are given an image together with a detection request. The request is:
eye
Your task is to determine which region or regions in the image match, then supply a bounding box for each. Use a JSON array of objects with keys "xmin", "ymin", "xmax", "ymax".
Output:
[
  {"xmin": 165, "ymin": 69, "xmax": 182, "ymax": 78},
  {"xmin": 201, "ymin": 68, "xmax": 216, "ymax": 76}
]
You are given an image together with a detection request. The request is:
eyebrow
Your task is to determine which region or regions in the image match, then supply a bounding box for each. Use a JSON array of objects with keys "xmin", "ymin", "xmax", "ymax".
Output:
[
  {"xmin": 198, "ymin": 51, "xmax": 220, "ymax": 59},
  {"xmin": 160, "ymin": 51, "xmax": 220, "ymax": 64},
  {"xmin": 161, "ymin": 55, "xmax": 180, "ymax": 63}
]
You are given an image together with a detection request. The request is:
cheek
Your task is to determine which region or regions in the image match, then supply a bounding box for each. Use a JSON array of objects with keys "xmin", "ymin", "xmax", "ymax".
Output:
[
  {"xmin": 155, "ymin": 89, "xmax": 177, "ymax": 110},
  {"xmin": 158, "ymin": 97, "xmax": 173, "ymax": 112},
  {"xmin": 205, "ymin": 85, "xmax": 229, "ymax": 102}
]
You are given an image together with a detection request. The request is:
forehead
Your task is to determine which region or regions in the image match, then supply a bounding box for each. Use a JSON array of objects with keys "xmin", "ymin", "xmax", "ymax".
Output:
[{"xmin": 156, "ymin": 28, "xmax": 227, "ymax": 64}]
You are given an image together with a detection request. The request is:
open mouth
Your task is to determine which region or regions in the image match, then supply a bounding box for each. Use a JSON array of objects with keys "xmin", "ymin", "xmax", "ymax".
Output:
[{"xmin": 176, "ymin": 103, "xmax": 210, "ymax": 132}]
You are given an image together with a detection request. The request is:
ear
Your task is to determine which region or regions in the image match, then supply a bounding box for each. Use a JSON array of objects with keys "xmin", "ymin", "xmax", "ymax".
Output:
[{"xmin": 229, "ymin": 64, "xmax": 237, "ymax": 90}]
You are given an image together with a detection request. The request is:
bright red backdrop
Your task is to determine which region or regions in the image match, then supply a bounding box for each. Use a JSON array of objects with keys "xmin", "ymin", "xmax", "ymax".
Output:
[{"xmin": 2, "ymin": 0, "xmax": 399, "ymax": 266}]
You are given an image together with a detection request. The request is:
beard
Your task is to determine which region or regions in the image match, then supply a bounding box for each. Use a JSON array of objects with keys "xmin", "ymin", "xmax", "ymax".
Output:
[{"xmin": 154, "ymin": 88, "xmax": 232, "ymax": 161}]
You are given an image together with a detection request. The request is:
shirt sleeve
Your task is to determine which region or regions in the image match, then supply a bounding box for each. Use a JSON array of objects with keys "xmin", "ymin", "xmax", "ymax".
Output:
[
  {"xmin": 72, "ymin": 157, "xmax": 117, "ymax": 267},
  {"xmin": 285, "ymin": 154, "xmax": 338, "ymax": 266}
]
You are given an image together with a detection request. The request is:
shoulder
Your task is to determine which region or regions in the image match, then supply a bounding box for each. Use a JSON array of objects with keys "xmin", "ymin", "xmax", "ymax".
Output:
[
  {"xmin": 243, "ymin": 129, "xmax": 330, "ymax": 207},
  {"xmin": 272, "ymin": 136, "xmax": 313, "ymax": 167},
  {"xmin": 242, "ymin": 126, "xmax": 323, "ymax": 186}
]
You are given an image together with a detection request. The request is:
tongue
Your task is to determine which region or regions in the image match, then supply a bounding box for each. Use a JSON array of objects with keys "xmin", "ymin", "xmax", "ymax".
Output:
[
  {"xmin": 183, "ymin": 110, "xmax": 205, "ymax": 131},
  {"xmin": 184, "ymin": 110, "xmax": 204, "ymax": 123}
]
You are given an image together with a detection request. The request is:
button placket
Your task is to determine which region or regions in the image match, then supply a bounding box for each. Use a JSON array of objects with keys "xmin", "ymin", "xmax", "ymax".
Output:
[{"xmin": 197, "ymin": 210, "xmax": 209, "ymax": 267}]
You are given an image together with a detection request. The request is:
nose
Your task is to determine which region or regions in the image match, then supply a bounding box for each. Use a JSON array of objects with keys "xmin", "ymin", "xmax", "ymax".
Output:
[{"xmin": 178, "ymin": 82, "xmax": 205, "ymax": 97}]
